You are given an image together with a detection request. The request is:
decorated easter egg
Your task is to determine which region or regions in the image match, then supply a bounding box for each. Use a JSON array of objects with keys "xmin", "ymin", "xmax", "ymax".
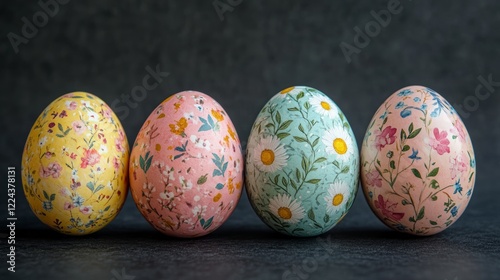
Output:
[
  {"xmin": 360, "ymin": 86, "xmax": 476, "ymax": 236},
  {"xmin": 245, "ymin": 86, "xmax": 359, "ymax": 237},
  {"xmin": 129, "ymin": 91, "xmax": 243, "ymax": 238},
  {"xmin": 21, "ymin": 92, "xmax": 129, "ymax": 235}
]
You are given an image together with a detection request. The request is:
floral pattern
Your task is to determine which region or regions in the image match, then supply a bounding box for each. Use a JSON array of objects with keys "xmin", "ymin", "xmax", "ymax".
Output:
[
  {"xmin": 361, "ymin": 86, "xmax": 476, "ymax": 235},
  {"xmin": 245, "ymin": 86, "xmax": 359, "ymax": 237},
  {"xmin": 21, "ymin": 92, "xmax": 129, "ymax": 235},
  {"xmin": 129, "ymin": 91, "xmax": 243, "ymax": 238}
]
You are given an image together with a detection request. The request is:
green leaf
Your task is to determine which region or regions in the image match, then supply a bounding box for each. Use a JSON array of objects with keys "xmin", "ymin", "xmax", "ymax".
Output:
[
  {"xmin": 288, "ymin": 107, "xmax": 299, "ymax": 112},
  {"xmin": 408, "ymin": 128, "xmax": 422, "ymax": 139},
  {"xmin": 411, "ymin": 168, "xmax": 422, "ymax": 179},
  {"xmin": 215, "ymin": 183, "xmax": 224, "ymax": 190},
  {"xmin": 323, "ymin": 214, "xmax": 330, "ymax": 223},
  {"xmin": 417, "ymin": 206, "xmax": 425, "ymax": 221},
  {"xmin": 301, "ymin": 157, "xmax": 307, "ymax": 171},
  {"xmin": 431, "ymin": 195, "xmax": 438, "ymax": 201},
  {"xmin": 400, "ymin": 129, "xmax": 407, "ymax": 141},
  {"xmin": 306, "ymin": 179, "xmax": 321, "ymax": 184},
  {"xmin": 430, "ymin": 220, "xmax": 437, "ymax": 225},
  {"xmin": 298, "ymin": 124, "xmax": 305, "ymax": 134},
  {"xmin": 203, "ymin": 216, "xmax": 213, "ymax": 230},
  {"xmin": 307, "ymin": 208, "xmax": 315, "ymax": 221},
  {"xmin": 86, "ymin": 181, "xmax": 94, "ymax": 192},
  {"xmin": 390, "ymin": 160, "xmax": 396, "ymax": 169},
  {"xmin": 341, "ymin": 166, "xmax": 349, "ymax": 173},
  {"xmin": 281, "ymin": 177, "xmax": 288, "ymax": 187},
  {"xmin": 197, "ymin": 174, "xmax": 208, "ymax": 185},
  {"xmin": 145, "ymin": 155, "xmax": 153, "ymax": 172},
  {"xmin": 279, "ymin": 120, "xmax": 293, "ymax": 131},
  {"xmin": 401, "ymin": 199, "xmax": 408, "ymax": 205},
  {"xmin": 409, "ymin": 216, "xmax": 416, "ymax": 222},
  {"xmin": 58, "ymin": 123, "xmax": 64, "ymax": 132},
  {"xmin": 293, "ymin": 136, "xmax": 307, "ymax": 143},
  {"xmin": 314, "ymin": 157, "xmax": 327, "ymax": 164},
  {"xmin": 295, "ymin": 169, "xmax": 301, "ymax": 181},
  {"xmin": 427, "ymin": 167, "xmax": 439, "ymax": 177},
  {"xmin": 402, "ymin": 145, "xmax": 410, "ymax": 152},
  {"xmin": 376, "ymin": 159, "xmax": 381, "ymax": 166},
  {"xmin": 312, "ymin": 137, "xmax": 320, "ymax": 147},
  {"xmin": 408, "ymin": 123, "xmax": 414, "ymax": 133},
  {"xmin": 469, "ymin": 172, "xmax": 474, "ymax": 183},
  {"xmin": 275, "ymin": 111, "xmax": 282, "ymax": 124},
  {"xmin": 104, "ymin": 205, "xmax": 111, "ymax": 212},
  {"xmin": 50, "ymin": 193, "xmax": 56, "ymax": 201},
  {"xmin": 43, "ymin": 190, "xmax": 49, "ymax": 200},
  {"xmin": 277, "ymin": 132, "xmax": 290, "ymax": 139},
  {"xmin": 95, "ymin": 184, "xmax": 104, "ymax": 193},
  {"xmin": 430, "ymin": 179, "xmax": 439, "ymax": 189},
  {"xmin": 333, "ymin": 160, "xmax": 340, "ymax": 169},
  {"xmin": 55, "ymin": 134, "xmax": 64, "ymax": 138},
  {"xmin": 297, "ymin": 91, "xmax": 305, "ymax": 100},
  {"xmin": 139, "ymin": 155, "xmax": 145, "ymax": 171}
]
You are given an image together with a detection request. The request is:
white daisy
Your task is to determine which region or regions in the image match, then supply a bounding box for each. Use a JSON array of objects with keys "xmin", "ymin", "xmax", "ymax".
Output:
[
  {"xmin": 38, "ymin": 136, "xmax": 47, "ymax": 147},
  {"xmin": 321, "ymin": 127, "xmax": 353, "ymax": 159},
  {"xmin": 253, "ymin": 136, "xmax": 288, "ymax": 173},
  {"xmin": 275, "ymin": 86, "xmax": 296, "ymax": 98},
  {"xmin": 98, "ymin": 144, "xmax": 108, "ymax": 154},
  {"xmin": 310, "ymin": 95, "xmax": 338, "ymax": 118},
  {"xmin": 268, "ymin": 193, "xmax": 305, "ymax": 224},
  {"xmin": 324, "ymin": 181, "xmax": 349, "ymax": 215}
]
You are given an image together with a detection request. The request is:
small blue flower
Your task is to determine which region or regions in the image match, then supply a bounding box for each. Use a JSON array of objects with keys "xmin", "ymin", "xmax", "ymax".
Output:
[
  {"xmin": 466, "ymin": 189, "xmax": 472, "ymax": 198},
  {"xmin": 398, "ymin": 89, "xmax": 413, "ymax": 96},
  {"xmin": 453, "ymin": 179, "xmax": 463, "ymax": 195},
  {"xmin": 394, "ymin": 223, "xmax": 407, "ymax": 232},
  {"xmin": 413, "ymin": 97, "xmax": 421, "ymax": 102},
  {"xmin": 72, "ymin": 195, "xmax": 85, "ymax": 207},
  {"xmin": 42, "ymin": 201, "xmax": 53, "ymax": 211},
  {"xmin": 395, "ymin": 101, "xmax": 405, "ymax": 109},
  {"xmin": 421, "ymin": 104, "xmax": 428, "ymax": 110},
  {"xmin": 408, "ymin": 148, "xmax": 421, "ymax": 160},
  {"xmin": 470, "ymin": 158, "xmax": 476, "ymax": 168},
  {"xmin": 451, "ymin": 206, "xmax": 458, "ymax": 217},
  {"xmin": 400, "ymin": 108, "xmax": 411, "ymax": 118},
  {"xmin": 379, "ymin": 111, "xmax": 388, "ymax": 119}
]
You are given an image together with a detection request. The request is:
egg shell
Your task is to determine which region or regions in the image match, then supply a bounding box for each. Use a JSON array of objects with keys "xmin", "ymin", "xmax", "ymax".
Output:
[
  {"xmin": 21, "ymin": 92, "xmax": 129, "ymax": 235},
  {"xmin": 245, "ymin": 86, "xmax": 359, "ymax": 237},
  {"xmin": 360, "ymin": 86, "xmax": 476, "ymax": 236},
  {"xmin": 129, "ymin": 91, "xmax": 243, "ymax": 238}
]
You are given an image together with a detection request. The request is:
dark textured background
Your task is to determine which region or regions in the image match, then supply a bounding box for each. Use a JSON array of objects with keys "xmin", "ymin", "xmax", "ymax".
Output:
[{"xmin": 1, "ymin": 1, "xmax": 499, "ymax": 279}]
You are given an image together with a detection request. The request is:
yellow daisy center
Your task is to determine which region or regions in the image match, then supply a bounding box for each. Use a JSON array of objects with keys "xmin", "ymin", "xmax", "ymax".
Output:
[
  {"xmin": 260, "ymin": 149, "xmax": 275, "ymax": 165},
  {"xmin": 332, "ymin": 193, "xmax": 344, "ymax": 206},
  {"xmin": 333, "ymin": 138, "xmax": 347, "ymax": 155},
  {"xmin": 278, "ymin": 207, "xmax": 292, "ymax": 219},
  {"xmin": 320, "ymin": 101, "xmax": 331, "ymax": 110},
  {"xmin": 280, "ymin": 87, "xmax": 295, "ymax": 94}
]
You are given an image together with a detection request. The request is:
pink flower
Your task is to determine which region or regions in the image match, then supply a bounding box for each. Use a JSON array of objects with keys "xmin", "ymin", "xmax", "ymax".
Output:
[
  {"xmin": 366, "ymin": 169, "xmax": 382, "ymax": 188},
  {"xmin": 72, "ymin": 120, "xmax": 87, "ymax": 135},
  {"xmin": 115, "ymin": 130, "xmax": 126, "ymax": 153},
  {"xmin": 64, "ymin": 202, "xmax": 73, "ymax": 210},
  {"xmin": 102, "ymin": 106, "xmax": 113, "ymax": 119},
  {"xmin": 374, "ymin": 195, "xmax": 404, "ymax": 221},
  {"xmin": 40, "ymin": 162, "xmax": 62, "ymax": 178},
  {"xmin": 66, "ymin": 101, "xmax": 78, "ymax": 110},
  {"xmin": 450, "ymin": 121, "xmax": 466, "ymax": 142},
  {"xmin": 80, "ymin": 148, "xmax": 100, "ymax": 168},
  {"xmin": 113, "ymin": 157, "xmax": 120, "ymax": 170},
  {"xmin": 374, "ymin": 126, "xmax": 397, "ymax": 151},
  {"xmin": 429, "ymin": 128, "xmax": 450, "ymax": 155},
  {"xmin": 450, "ymin": 153, "xmax": 468, "ymax": 180},
  {"xmin": 79, "ymin": 205, "xmax": 92, "ymax": 215}
]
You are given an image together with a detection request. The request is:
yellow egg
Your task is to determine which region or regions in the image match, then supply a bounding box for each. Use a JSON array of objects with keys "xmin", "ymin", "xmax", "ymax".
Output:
[{"xmin": 21, "ymin": 92, "xmax": 129, "ymax": 235}]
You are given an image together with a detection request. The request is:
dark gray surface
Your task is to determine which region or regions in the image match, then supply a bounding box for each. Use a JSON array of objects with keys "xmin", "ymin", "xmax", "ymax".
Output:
[{"xmin": 1, "ymin": 1, "xmax": 499, "ymax": 279}]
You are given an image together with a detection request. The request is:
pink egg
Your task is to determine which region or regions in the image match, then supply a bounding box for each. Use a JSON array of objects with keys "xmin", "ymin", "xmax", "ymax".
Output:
[
  {"xmin": 129, "ymin": 91, "xmax": 243, "ymax": 237},
  {"xmin": 361, "ymin": 86, "xmax": 476, "ymax": 236}
]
